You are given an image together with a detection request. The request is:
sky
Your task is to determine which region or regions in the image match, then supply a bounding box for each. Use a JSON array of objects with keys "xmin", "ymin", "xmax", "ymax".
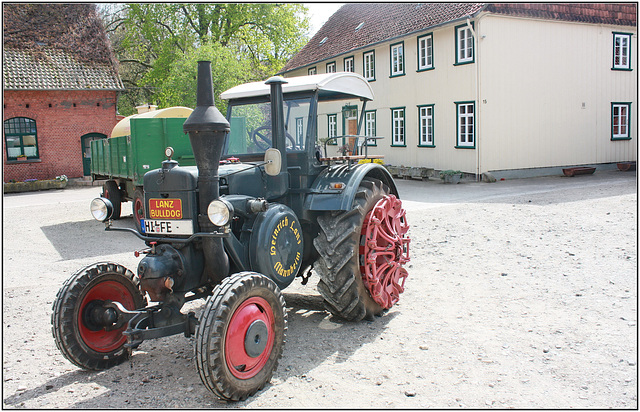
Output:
[{"xmin": 304, "ymin": 3, "xmax": 344, "ymax": 37}]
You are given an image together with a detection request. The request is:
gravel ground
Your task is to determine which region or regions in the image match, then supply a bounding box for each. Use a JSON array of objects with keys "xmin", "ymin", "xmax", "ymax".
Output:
[{"xmin": 2, "ymin": 170, "xmax": 637, "ymax": 408}]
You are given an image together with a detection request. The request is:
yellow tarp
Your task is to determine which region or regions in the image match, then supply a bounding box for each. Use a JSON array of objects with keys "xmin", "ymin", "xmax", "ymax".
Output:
[{"xmin": 110, "ymin": 106, "xmax": 193, "ymax": 138}]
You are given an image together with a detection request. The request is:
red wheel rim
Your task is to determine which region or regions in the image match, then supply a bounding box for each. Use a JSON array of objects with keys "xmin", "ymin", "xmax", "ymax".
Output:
[
  {"xmin": 359, "ymin": 195, "xmax": 411, "ymax": 309},
  {"xmin": 78, "ymin": 280, "xmax": 135, "ymax": 352},
  {"xmin": 134, "ymin": 197, "xmax": 144, "ymax": 226},
  {"xmin": 225, "ymin": 297, "xmax": 275, "ymax": 379}
]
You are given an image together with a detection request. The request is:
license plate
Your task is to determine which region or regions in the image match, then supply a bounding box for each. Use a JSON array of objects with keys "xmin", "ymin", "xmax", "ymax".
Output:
[
  {"xmin": 148, "ymin": 198, "xmax": 183, "ymax": 220},
  {"xmin": 141, "ymin": 219, "xmax": 193, "ymax": 235}
]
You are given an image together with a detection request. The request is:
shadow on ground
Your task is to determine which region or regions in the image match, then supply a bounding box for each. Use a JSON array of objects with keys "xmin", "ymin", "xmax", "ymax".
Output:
[{"xmin": 40, "ymin": 218, "xmax": 142, "ymax": 261}]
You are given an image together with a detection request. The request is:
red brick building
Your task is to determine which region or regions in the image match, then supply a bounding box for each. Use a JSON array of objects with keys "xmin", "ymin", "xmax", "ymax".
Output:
[{"xmin": 3, "ymin": 4, "xmax": 124, "ymax": 182}]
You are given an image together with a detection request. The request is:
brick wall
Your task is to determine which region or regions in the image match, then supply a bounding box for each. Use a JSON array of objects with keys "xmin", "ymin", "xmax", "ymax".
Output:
[{"xmin": 3, "ymin": 89, "xmax": 119, "ymax": 182}]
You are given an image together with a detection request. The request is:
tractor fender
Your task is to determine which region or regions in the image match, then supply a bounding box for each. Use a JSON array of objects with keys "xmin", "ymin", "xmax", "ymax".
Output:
[{"xmin": 304, "ymin": 162, "xmax": 398, "ymax": 211}]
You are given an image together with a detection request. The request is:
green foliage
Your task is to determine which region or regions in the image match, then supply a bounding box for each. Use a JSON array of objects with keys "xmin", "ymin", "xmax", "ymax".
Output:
[
  {"xmin": 101, "ymin": 4, "xmax": 309, "ymax": 115},
  {"xmin": 156, "ymin": 44, "xmax": 250, "ymax": 113}
]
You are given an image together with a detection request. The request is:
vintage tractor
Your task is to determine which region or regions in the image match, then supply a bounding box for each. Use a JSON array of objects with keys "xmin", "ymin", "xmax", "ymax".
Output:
[{"xmin": 51, "ymin": 61, "xmax": 410, "ymax": 401}]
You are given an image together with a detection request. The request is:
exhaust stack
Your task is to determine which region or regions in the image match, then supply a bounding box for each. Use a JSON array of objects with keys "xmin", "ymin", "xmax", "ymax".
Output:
[{"xmin": 183, "ymin": 61, "xmax": 230, "ymax": 283}]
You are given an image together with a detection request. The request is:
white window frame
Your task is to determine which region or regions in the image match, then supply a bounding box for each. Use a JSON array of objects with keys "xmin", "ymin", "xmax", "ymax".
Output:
[
  {"xmin": 295, "ymin": 117, "xmax": 304, "ymax": 144},
  {"xmin": 308, "ymin": 67, "xmax": 317, "ymax": 75},
  {"xmin": 363, "ymin": 50, "xmax": 375, "ymax": 81},
  {"xmin": 344, "ymin": 56, "xmax": 354, "ymax": 72},
  {"xmin": 455, "ymin": 23, "xmax": 474, "ymax": 65},
  {"xmin": 418, "ymin": 33, "xmax": 433, "ymax": 71},
  {"xmin": 326, "ymin": 61, "xmax": 336, "ymax": 73},
  {"xmin": 390, "ymin": 42, "xmax": 405, "ymax": 77},
  {"xmin": 613, "ymin": 32, "xmax": 632, "ymax": 70},
  {"xmin": 612, "ymin": 103, "xmax": 631, "ymax": 140},
  {"xmin": 391, "ymin": 108, "xmax": 405, "ymax": 146},
  {"xmin": 365, "ymin": 110, "xmax": 377, "ymax": 146},
  {"xmin": 328, "ymin": 114, "xmax": 337, "ymax": 139},
  {"xmin": 456, "ymin": 102, "xmax": 475, "ymax": 148},
  {"xmin": 418, "ymin": 105, "xmax": 434, "ymax": 146}
]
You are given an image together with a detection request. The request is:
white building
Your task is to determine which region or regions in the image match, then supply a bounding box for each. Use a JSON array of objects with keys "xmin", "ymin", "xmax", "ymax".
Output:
[{"xmin": 280, "ymin": 3, "xmax": 637, "ymax": 177}]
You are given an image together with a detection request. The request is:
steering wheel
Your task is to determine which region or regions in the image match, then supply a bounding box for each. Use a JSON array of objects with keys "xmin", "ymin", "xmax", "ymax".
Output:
[{"xmin": 250, "ymin": 126, "xmax": 298, "ymax": 151}]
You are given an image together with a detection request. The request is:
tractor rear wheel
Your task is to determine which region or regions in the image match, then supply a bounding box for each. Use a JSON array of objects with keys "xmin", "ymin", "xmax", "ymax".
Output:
[
  {"xmin": 314, "ymin": 178, "xmax": 410, "ymax": 321},
  {"xmin": 51, "ymin": 262, "xmax": 145, "ymax": 370},
  {"xmin": 102, "ymin": 180, "xmax": 122, "ymax": 220},
  {"xmin": 195, "ymin": 272, "xmax": 287, "ymax": 401}
]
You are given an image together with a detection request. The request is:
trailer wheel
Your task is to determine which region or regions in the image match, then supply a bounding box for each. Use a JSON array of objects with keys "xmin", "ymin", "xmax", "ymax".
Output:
[
  {"xmin": 132, "ymin": 187, "xmax": 144, "ymax": 232},
  {"xmin": 313, "ymin": 178, "xmax": 410, "ymax": 321},
  {"xmin": 195, "ymin": 272, "xmax": 286, "ymax": 401},
  {"xmin": 102, "ymin": 180, "xmax": 122, "ymax": 219},
  {"xmin": 51, "ymin": 262, "xmax": 145, "ymax": 370}
]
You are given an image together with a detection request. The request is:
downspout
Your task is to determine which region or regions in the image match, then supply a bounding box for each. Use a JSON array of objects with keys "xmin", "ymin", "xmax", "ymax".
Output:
[{"xmin": 467, "ymin": 17, "xmax": 481, "ymax": 181}]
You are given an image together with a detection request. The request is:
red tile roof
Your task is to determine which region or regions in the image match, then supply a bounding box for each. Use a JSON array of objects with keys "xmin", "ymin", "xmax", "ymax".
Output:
[
  {"xmin": 281, "ymin": 2, "xmax": 637, "ymax": 74},
  {"xmin": 485, "ymin": 3, "xmax": 637, "ymax": 26}
]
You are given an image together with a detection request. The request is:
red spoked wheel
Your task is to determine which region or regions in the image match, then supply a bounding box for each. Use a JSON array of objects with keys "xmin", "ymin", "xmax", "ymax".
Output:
[
  {"xmin": 225, "ymin": 297, "xmax": 275, "ymax": 379},
  {"xmin": 195, "ymin": 272, "xmax": 286, "ymax": 401},
  {"xmin": 315, "ymin": 178, "xmax": 410, "ymax": 321},
  {"xmin": 51, "ymin": 262, "xmax": 145, "ymax": 370},
  {"xmin": 360, "ymin": 195, "xmax": 410, "ymax": 309}
]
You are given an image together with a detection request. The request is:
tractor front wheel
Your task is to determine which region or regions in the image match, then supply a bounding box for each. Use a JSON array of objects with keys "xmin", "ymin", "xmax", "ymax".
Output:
[
  {"xmin": 313, "ymin": 178, "xmax": 410, "ymax": 321},
  {"xmin": 195, "ymin": 272, "xmax": 287, "ymax": 401},
  {"xmin": 51, "ymin": 262, "xmax": 145, "ymax": 370}
]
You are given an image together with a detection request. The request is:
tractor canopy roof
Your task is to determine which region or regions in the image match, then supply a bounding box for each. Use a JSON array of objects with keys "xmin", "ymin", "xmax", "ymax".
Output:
[{"xmin": 220, "ymin": 72, "xmax": 374, "ymax": 102}]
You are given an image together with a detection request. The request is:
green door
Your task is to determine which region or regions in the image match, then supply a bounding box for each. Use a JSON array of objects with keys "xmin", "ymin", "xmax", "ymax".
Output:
[{"xmin": 81, "ymin": 133, "xmax": 107, "ymax": 176}]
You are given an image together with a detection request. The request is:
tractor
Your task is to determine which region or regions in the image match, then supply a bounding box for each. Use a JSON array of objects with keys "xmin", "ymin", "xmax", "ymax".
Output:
[{"xmin": 51, "ymin": 61, "xmax": 410, "ymax": 401}]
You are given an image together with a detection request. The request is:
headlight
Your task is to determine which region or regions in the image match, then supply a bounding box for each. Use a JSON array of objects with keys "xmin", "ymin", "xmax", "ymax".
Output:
[
  {"xmin": 207, "ymin": 199, "xmax": 233, "ymax": 226},
  {"xmin": 90, "ymin": 198, "xmax": 114, "ymax": 222}
]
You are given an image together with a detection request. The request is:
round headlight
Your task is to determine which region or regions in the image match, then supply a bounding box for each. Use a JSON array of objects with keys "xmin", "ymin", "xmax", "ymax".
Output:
[
  {"xmin": 207, "ymin": 199, "xmax": 232, "ymax": 226},
  {"xmin": 90, "ymin": 198, "xmax": 114, "ymax": 222}
]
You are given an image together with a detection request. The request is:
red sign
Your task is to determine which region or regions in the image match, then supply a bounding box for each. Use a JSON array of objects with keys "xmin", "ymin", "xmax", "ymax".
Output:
[{"xmin": 149, "ymin": 199, "xmax": 183, "ymax": 220}]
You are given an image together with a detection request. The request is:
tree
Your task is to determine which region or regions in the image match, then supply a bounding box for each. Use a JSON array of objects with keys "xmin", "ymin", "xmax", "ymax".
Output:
[{"xmin": 100, "ymin": 3, "xmax": 309, "ymax": 115}]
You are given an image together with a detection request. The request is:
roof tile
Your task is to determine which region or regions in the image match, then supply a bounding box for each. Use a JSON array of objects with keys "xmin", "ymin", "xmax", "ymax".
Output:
[{"xmin": 3, "ymin": 48, "xmax": 124, "ymax": 91}]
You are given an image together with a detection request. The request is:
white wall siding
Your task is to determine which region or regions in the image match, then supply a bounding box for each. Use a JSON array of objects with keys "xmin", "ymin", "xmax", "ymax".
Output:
[{"xmin": 479, "ymin": 15, "xmax": 637, "ymax": 173}]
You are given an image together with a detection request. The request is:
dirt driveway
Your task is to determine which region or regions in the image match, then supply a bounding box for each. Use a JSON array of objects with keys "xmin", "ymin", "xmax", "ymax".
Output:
[{"xmin": 2, "ymin": 171, "xmax": 637, "ymax": 408}]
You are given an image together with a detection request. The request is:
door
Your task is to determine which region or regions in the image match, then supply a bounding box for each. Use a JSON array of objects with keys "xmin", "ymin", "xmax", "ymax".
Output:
[
  {"xmin": 342, "ymin": 105, "xmax": 358, "ymax": 154},
  {"xmin": 81, "ymin": 133, "xmax": 107, "ymax": 176}
]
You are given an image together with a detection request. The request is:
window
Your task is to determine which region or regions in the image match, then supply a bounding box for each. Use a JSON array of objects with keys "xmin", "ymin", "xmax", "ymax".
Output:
[
  {"xmin": 417, "ymin": 33, "xmax": 434, "ymax": 71},
  {"xmin": 343, "ymin": 56, "xmax": 354, "ymax": 72},
  {"xmin": 308, "ymin": 67, "xmax": 317, "ymax": 75},
  {"xmin": 365, "ymin": 110, "xmax": 377, "ymax": 146},
  {"xmin": 613, "ymin": 32, "xmax": 632, "ymax": 70},
  {"xmin": 295, "ymin": 117, "xmax": 305, "ymax": 146},
  {"xmin": 418, "ymin": 105, "xmax": 435, "ymax": 147},
  {"xmin": 455, "ymin": 23, "xmax": 474, "ymax": 65},
  {"xmin": 327, "ymin": 114, "xmax": 338, "ymax": 144},
  {"xmin": 363, "ymin": 50, "xmax": 376, "ymax": 81},
  {"xmin": 391, "ymin": 107, "xmax": 405, "ymax": 146},
  {"xmin": 4, "ymin": 117, "xmax": 39, "ymax": 160},
  {"xmin": 612, "ymin": 103, "xmax": 631, "ymax": 140},
  {"xmin": 456, "ymin": 102, "xmax": 475, "ymax": 148},
  {"xmin": 390, "ymin": 42, "xmax": 405, "ymax": 77},
  {"xmin": 326, "ymin": 61, "xmax": 336, "ymax": 73}
]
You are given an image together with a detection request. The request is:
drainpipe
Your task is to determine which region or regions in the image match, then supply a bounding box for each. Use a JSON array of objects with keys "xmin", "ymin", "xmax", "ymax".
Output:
[{"xmin": 467, "ymin": 17, "xmax": 481, "ymax": 182}]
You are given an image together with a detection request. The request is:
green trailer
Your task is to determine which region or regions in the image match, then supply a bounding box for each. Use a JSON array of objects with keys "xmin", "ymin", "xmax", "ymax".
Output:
[{"xmin": 91, "ymin": 107, "xmax": 194, "ymax": 230}]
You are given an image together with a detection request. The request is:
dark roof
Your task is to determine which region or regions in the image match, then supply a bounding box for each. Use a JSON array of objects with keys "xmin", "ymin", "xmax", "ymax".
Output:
[
  {"xmin": 4, "ymin": 48, "xmax": 124, "ymax": 91},
  {"xmin": 280, "ymin": 2, "xmax": 637, "ymax": 74},
  {"xmin": 3, "ymin": 3, "xmax": 123, "ymax": 91}
]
